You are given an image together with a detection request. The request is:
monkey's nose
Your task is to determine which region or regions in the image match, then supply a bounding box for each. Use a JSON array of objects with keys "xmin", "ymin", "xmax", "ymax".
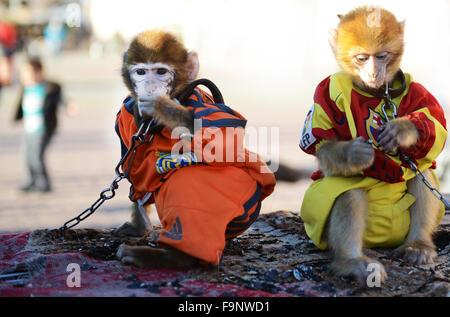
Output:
[
  {"xmin": 367, "ymin": 57, "xmax": 377, "ymax": 74},
  {"xmin": 144, "ymin": 87, "xmax": 156, "ymax": 95}
]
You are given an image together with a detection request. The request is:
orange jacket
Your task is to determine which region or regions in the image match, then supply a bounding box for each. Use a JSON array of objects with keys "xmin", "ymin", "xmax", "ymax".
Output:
[{"xmin": 115, "ymin": 88, "xmax": 276, "ymax": 203}]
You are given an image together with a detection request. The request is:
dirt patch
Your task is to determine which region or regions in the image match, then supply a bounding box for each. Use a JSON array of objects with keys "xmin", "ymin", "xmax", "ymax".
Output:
[
  {"xmin": 27, "ymin": 227, "xmax": 163, "ymax": 261},
  {"xmin": 27, "ymin": 211, "xmax": 450, "ymax": 297}
]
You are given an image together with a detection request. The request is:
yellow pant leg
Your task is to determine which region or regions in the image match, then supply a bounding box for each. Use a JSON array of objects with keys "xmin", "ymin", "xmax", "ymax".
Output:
[
  {"xmin": 365, "ymin": 170, "xmax": 445, "ymax": 247},
  {"xmin": 300, "ymin": 176, "xmax": 422, "ymax": 250},
  {"xmin": 301, "ymin": 176, "xmax": 379, "ymax": 250},
  {"xmin": 363, "ymin": 181, "xmax": 414, "ymax": 248},
  {"xmin": 301, "ymin": 172, "xmax": 446, "ymax": 250}
]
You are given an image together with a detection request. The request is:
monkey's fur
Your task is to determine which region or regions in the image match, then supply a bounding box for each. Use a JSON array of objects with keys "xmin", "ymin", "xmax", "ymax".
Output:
[
  {"xmin": 316, "ymin": 137, "xmax": 375, "ymax": 177},
  {"xmin": 123, "ymin": 30, "xmax": 195, "ymax": 133},
  {"xmin": 330, "ymin": 7, "xmax": 404, "ymax": 92},
  {"xmin": 395, "ymin": 169, "xmax": 442, "ymax": 265},
  {"xmin": 327, "ymin": 189, "xmax": 387, "ymax": 286},
  {"xmin": 114, "ymin": 30, "xmax": 201, "ymax": 268},
  {"xmin": 122, "ymin": 30, "xmax": 192, "ymax": 100},
  {"xmin": 321, "ymin": 6, "xmax": 443, "ymax": 286}
]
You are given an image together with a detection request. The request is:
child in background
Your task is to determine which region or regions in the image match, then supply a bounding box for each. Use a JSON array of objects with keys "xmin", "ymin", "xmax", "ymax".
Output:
[{"xmin": 13, "ymin": 56, "xmax": 76, "ymax": 192}]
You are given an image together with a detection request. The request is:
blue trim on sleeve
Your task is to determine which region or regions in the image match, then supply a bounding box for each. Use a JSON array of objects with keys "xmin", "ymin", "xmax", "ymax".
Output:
[
  {"xmin": 201, "ymin": 118, "xmax": 247, "ymax": 128},
  {"xmin": 193, "ymin": 108, "xmax": 223, "ymax": 119},
  {"xmin": 187, "ymin": 92, "xmax": 237, "ymax": 116},
  {"xmin": 186, "ymin": 98, "xmax": 207, "ymax": 109},
  {"xmin": 213, "ymin": 103, "xmax": 236, "ymax": 116}
]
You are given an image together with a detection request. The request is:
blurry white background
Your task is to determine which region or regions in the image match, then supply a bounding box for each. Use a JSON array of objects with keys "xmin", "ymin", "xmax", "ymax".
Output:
[{"xmin": 89, "ymin": 0, "xmax": 450, "ymax": 107}]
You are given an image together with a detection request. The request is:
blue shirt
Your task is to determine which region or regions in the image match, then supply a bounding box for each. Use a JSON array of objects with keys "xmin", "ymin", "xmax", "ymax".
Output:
[{"xmin": 22, "ymin": 83, "xmax": 46, "ymax": 134}]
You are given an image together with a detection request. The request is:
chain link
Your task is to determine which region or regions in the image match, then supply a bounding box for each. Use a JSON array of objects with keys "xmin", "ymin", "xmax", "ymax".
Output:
[
  {"xmin": 402, "ymin": 154, "xmax": 450, "ymax": 214},
  {"xmin": 59, "ymin": 119, "xmax": 155, "ymax": 230}
]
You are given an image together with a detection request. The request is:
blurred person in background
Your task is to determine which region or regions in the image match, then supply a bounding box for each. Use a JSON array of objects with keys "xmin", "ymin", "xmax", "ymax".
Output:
[
  {"xmin": 44, "ymin": 18, "xmax": 68, "ymax": 56},
  {"xmin": 13, "ymin": 56, "xmax": 77, "ymax": 193},
  {"xmin": 0, "ymin": 19, "xmax": 19, "ymax": 90}
]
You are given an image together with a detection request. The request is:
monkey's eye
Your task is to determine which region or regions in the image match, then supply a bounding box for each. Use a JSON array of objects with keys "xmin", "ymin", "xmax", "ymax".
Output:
[
  {"xmin": 355, "ymin": 54, "xmax": 369, "ymax": 62},
  {"xmin": 375, "ymin": 52, "xmax": 389, "ymax": 60},
  {"xmin": 135, "ymin": 69, "xmax": 147, "ymax": 76},
  {"xmin": 156, "ymin": 68, "xmax": 168, "ymax": 75}
]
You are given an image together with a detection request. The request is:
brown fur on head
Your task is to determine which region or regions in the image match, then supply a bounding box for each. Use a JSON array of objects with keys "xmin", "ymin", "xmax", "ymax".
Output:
[
  {"xmin": 329, "ymin": 6, "xmax": 405, "ymax": 89},
  {"xmin": 122, "ymin": 30, "xmax": 195, "ymax": 99}
]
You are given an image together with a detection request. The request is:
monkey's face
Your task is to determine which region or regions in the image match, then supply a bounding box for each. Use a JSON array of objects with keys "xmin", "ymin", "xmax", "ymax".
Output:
[
  {"xmin": 129, "ymin": 62, "xmax": 175, "ymax": 98},
  {"xmin": 352, "ymin": 51, "xmax": 393, "ymax": 89},
  {"xmin": 330, "ymin": 6, "xmax": 404, "ymax": 91},
  {"xmin": 122, "ymin": 30, "xmax": 200, "ymax": 114}
]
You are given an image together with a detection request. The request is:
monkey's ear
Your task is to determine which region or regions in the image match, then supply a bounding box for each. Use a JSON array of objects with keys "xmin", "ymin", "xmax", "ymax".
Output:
[
  {"xmin": 328, "ymin": 28, "xmax": 338, "ymax": 54},
  {"xmin": 337, "ymin": 14, "xmax": 343, "ymax": 20},
  {"xmin": 399, "ymin": 20, "xmax": 406, "ymax": 34},
  {"xmin": 186, "ymin": 51, "xmax": 199, "ymax": 81}
]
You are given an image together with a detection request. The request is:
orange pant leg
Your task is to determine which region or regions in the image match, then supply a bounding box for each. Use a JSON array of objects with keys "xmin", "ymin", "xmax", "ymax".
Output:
[{"xmin": 154, "ymin": 164, "xmax": 261, "ymax": 266}]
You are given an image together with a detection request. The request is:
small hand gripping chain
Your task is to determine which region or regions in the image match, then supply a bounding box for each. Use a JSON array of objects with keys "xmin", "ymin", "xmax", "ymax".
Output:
[{"xmin": 59, "ymin": 119, "xmax": 155, "ymax": 230}]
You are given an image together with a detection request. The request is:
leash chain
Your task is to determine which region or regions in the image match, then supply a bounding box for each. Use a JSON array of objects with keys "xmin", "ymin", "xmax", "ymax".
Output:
[
  {"xmin": 382, "ymin": 85, "xmax": 450, "ymax": 213},
  {"xmin": 59, "ymin": 119, "xmax": 155, "ymax": 230},
  {"xmin": 402, "ymin": 154, "xmax": 450, "ymax": 213}
]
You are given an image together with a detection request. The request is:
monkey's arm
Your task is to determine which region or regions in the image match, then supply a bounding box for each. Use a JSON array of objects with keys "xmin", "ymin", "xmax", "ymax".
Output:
[
  {"xmin": 316, "ymin": 137, "xmax": 374, "ymax": 177},
  {"xmin": 153, "ymin": 96, "xmax": 194, "ymax": 132},
  {"xmin": 138, "ymin": 95, "xmax": 194, "ymax": 133}
]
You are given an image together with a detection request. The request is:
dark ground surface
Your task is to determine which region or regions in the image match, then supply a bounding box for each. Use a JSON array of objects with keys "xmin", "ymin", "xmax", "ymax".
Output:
[{"xmin": 25, "ymin": 211, "xmax": 450, "ymax": 297}]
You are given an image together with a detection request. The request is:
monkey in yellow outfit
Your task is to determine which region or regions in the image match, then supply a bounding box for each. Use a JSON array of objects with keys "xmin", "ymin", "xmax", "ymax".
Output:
[{"xmin": 299, "ymin": 7, "xmax": 447, "ymax": 286}]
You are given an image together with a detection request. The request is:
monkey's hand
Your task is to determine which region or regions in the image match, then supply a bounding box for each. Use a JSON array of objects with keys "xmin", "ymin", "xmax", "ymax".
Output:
[
  {"xmin": 317, "ymin": 137, "xmax": 374, "ymax": 176},
  {"xmin": 137, "ymin": 95, "xmax": 193, "ymax": 133},
  {"xmin": 137, "ymin": 95, "xmax": 157, "ymax": 119},
  {"xmin": 377, "ymin": 117, "xmax": 419, "ymax": 153},
  {"xmin": 346, "ymin": 137, "xmax": 375, "ymax": 169}
]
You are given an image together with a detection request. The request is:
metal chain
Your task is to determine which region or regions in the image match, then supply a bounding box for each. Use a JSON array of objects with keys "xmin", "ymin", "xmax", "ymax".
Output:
[
  {"xmin": 382, "ymin": 84, "xmax": 450, "ymax": 214},
  {"xmin": 60, "ymin": 119, "xmax": 155, "ymax": 230},
  {"xmin": 402, "ymin": 154, "xmax": 450, "ymax": 213}
]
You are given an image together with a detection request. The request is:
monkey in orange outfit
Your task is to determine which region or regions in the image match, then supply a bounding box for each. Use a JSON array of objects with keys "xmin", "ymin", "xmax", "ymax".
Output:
[{"xmin": 114, "ymin": 30, "xmax": 276, "ymax": 268}]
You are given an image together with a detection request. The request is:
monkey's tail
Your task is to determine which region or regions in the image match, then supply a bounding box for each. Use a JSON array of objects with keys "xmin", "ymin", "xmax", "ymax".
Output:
[{"xmin": 266, "ymin": 161, "xmax": 312, "ymax": 183}]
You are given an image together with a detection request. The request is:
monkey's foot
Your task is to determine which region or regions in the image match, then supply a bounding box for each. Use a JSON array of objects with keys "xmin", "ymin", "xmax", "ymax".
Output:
[
  {"xmin": 392, "ymin": 241, "xmax": 437, "ymax": 266},
  {"xmin": 116, "ymin": 244, "xmax": 136, "ymax": 266},
  {"xmin": 113, "ymin": 222, "xmax": 146, "ymax": 237},
  {"xmin": 330, "ymin": 256, "xmax": 387, "ymax": 287},
  {"xmin": 116, "ymin": 243, "xmax": 198, "ymax": 269}
]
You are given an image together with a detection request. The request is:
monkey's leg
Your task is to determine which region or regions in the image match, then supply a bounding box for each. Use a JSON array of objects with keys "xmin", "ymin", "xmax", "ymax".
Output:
[
  {"xmin": 114, "ymin": 203, "xmax": 151, "ymax": 237},
  {"xmin": 116, "ymin": 243, "xmax": 198, "ymax": 269},
  {"xmin": 392, "ymin": 169, "xmax": 441, "ymax": 265},
  {"xmin": 327, "ymin": 189, "xmax": 387, "ymax": 287}
]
